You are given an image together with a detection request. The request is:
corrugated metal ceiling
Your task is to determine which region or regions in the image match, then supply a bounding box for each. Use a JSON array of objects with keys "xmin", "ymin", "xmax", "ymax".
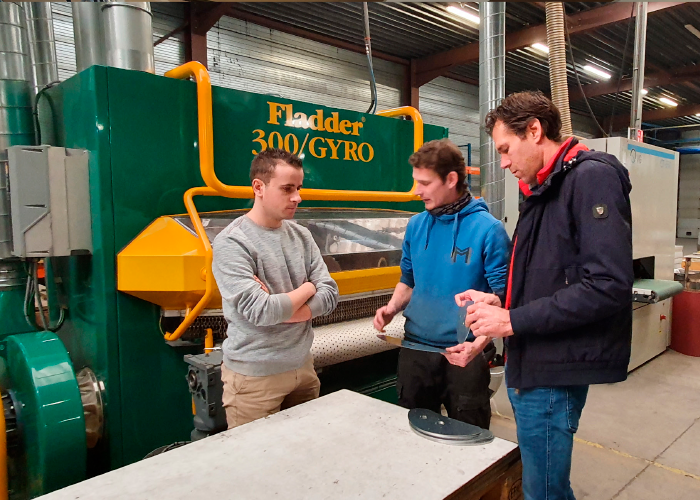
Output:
[{"xmin": 228, "ymin": 1, "xmax": 700, "ymax": 128}]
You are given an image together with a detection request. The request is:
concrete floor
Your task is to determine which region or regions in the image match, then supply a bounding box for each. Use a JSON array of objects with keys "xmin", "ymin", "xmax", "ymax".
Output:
[{"xmin": 490, "ymin": 349, "xmax": 700, "ymax": 500}]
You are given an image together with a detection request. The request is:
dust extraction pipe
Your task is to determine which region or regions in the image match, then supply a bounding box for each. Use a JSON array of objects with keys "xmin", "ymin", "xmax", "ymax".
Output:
[
  {"xmin": 72, "ymin": 1, "xmax": 154, "ymax": 74},
  {"xmin": 22, "ymin": 2, "xmax": 59, "ymax": 93},
  {"xmin": 545, "ymin": 2, "xmax": 573, "ymax": 138},
  {"xmin": 629, "ymin": 2, "xmax": 648, "ymax": 139},
  {"xmin": 102, "ymin": 2, "xmax": 155, "ymax": 73},
  {"xmin": 0, "ymin": 2, "xmax": 33, "ymax": 260},
  {"xmin": 72, "ymin": 2, "xmax": 106, "ymax": 73},
  {"xmin": 479, "ymin": 2, "xmax": 506, "ymax": 220}
]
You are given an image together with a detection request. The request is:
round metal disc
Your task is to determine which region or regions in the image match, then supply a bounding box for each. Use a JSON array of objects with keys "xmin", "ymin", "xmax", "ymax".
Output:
[{"xmin": 408, "ymin": 408, "xmax": 494, "ymax": 446}]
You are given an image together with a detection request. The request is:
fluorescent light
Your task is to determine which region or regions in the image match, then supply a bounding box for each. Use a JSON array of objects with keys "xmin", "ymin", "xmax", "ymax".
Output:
[
  {"xmin": 685, "ymin": 24, "xmax": 700, "ymax": 40},
  {"xmin": 446, "ymin": 5, "xmax": 480, "ymax": 24},
  {"xmin": 641, "ymin": 89, "xmax": 648, "ymax": 95},
  {"xmin": 659, "ymin": 97, "xmax": 678, "ymax": 107},
  {"xmin": 695, "ymin": 113, "xmax": 700, "ymax": 117},
  {"xmin": 583, "ymin": 65, "xmax": 611, "ymax": 80},
  {"xmin": 531, "ymin": 43, "xmax": 549, "ymax": 54}
]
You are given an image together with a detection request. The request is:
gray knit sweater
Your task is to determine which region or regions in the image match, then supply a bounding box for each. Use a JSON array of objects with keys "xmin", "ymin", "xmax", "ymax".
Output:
[{"xmin": 212, "ymin": 215, "xmax": 339, "ymax": 376}]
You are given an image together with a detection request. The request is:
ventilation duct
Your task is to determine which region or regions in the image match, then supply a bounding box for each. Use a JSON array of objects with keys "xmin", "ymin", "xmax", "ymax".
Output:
[{"xmin": 479, "ymin": 2, "xmax": 506, "ymax": 221}]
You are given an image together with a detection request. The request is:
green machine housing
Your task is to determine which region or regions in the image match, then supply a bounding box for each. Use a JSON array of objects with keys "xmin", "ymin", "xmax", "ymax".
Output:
[{"xmin": 33, "ymin": 66, "xmax": 447, "ymax": 478}]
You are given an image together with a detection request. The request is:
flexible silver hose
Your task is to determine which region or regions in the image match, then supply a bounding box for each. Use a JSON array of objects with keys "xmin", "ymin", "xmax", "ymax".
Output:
[{"xmin": 545, "ymin": 2, "xmax": 573, "ymax": 138}]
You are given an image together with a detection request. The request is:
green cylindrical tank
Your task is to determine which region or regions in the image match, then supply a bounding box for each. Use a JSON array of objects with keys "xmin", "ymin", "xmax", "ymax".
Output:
[{"xmin": 0, "ymin": 2, "xmax": 35, "ymax": 335}]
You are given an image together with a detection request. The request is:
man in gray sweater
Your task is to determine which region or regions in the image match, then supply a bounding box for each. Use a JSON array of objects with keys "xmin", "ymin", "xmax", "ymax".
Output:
[{"xmin": 212, "ymin": 148, "xmax": 339, "ymax": 429}]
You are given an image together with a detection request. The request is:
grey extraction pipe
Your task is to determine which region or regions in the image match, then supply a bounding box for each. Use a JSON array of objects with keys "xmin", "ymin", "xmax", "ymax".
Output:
[
  {"xmin": 0, "ymin": 2, "xmax": 33, "ymax": 260},
  {"xmin": 629, "ymin": 2, "xmax": 648, "ymax": 139},
  {"xmin": 102, "ymin": 2, "xmax": 155, "ymax": 73},
  {"xmin": 72, "ymin": 2, "xmax": 106, "ymax": 73},
  {"xmin": 479, "ymin": 2, "xmax": 506, "ymax": 221},
  {"xmin": 72, "ymin": 1, "xmax": 154, "ymax": 74},
  {"xmin": 545, "ymin": 2, "xmax": 573, "ymax": 138},
  {"xmin": 22, "ymin": 1, "xmax": 59, "ymax": 94}
]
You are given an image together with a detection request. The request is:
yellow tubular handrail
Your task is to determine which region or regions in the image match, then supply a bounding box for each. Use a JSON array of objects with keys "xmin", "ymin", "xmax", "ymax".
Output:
[
  {"xmin": 162, "ymin": 186, "xmax": 217, "ymax": 341},
  {"xmin": 164, "ymin": 62, "xmax": 425, "ymax": 201},
  {"xmin": 163, "ymin": 63, "xmax": 426, "ymax": 341}
]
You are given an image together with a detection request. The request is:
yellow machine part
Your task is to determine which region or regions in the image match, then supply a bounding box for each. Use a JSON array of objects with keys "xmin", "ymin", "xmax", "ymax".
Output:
[{"xmin": 117, "ymin": 215, "xmax": 401, "ymax": 310}]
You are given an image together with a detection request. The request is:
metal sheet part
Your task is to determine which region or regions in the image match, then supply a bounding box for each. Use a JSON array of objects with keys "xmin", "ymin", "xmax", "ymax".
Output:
[
  {"xmin": 377, "ymin": 334, "xmax": 447, "ymax": 354},
  {"xmin": 408, "ymin": 408, "xmax": 495, "ymax": 446}
]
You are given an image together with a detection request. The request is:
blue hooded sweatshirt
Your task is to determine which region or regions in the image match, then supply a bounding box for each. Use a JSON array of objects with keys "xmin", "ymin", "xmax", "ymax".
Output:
[{"xmin": 400, "ymin": 197, "xmax": 511, "ymax": 348}]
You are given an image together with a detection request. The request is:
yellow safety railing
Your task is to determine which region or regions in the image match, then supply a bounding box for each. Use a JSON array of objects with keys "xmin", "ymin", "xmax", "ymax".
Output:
[{"xmin": 163, "ymin": 61, "xmax": 425, "ymax": 341}]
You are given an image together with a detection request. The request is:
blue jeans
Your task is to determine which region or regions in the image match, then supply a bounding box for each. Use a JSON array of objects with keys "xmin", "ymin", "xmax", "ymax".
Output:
[{"xmin": 508, "ymin": 386, "xmax": 589, "ymax": 500}]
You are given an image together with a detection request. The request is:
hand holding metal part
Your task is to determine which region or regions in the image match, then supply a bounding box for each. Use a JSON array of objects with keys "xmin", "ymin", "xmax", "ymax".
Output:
[{"xmin": 467, "ymin": 303, "xmax": 514, "ymax": 339}]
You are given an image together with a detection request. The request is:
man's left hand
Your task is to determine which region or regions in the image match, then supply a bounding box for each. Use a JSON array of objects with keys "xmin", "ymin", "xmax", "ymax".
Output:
[
  {"xmin": 444, "ymin": 342, "xmax": 480, "ymax": 367},
  {"xmin": 466, "ymin": 302, "xmax": 514, "ymax": 338}
]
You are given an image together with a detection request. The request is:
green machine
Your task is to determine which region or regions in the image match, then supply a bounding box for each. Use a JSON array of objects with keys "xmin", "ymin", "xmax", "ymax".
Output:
[{"xmin": 0, "ymin": 62, "xmax": 450, "ymax": 497}]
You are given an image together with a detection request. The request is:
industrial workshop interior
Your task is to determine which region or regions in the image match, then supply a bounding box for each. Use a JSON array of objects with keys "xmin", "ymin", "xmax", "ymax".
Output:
[{"xmin": 2, "ymin": 0, "xmax": 700, "ymax": 498}]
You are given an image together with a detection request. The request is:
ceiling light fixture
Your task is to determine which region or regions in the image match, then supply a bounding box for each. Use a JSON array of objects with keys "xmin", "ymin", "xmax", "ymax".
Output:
[
  {"xmin": 531, "ymin": 43, "xmax": 549, "ymax": 54},
  {"xmin": 659, "ymin": 97, "xmax": 678, "ymax": 107},
  {"xmin": 446, "ymin": 5, "xmax": 480, "ymax": 24},
  {"xmin": 583, "ymin": 65, "xmax": 611, "ymax": 80},
  {"xmin": 641, "ymin": 89, "xmax": 648, "ymax": 95},
  {"xmin": 685, "ymin": 24, "xmax": 700, "ymax": 40}
]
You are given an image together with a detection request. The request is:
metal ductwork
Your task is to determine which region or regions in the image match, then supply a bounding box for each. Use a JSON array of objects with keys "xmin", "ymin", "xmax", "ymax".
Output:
[
  {"xmin": 479, "ymin": 2, "xmax": 506, "ymax": 221},
  {"xmin": 72, "ymin": 1, "xmax": 154, "ymax": 74},
  {"xmin": 0, "ymin": 2, "xmax": 33, "ymax": 260},
  {"xmin": 545, "ymin": 2, "xmax": 573, "ymax": 138},
  {"xmin": 22, "ymin": 1, "xmax": 59, "ymax": 94},
  {"xmin": 630, "ymin": 2, "xmax": 648, "ymax": 139},
  {"xmin": 102, "ymin": 2, "xmax": 154, "ymax": 73},
  {"xmin": 72, "ymin": 2, "xmax": 106, "ymax": 73}
]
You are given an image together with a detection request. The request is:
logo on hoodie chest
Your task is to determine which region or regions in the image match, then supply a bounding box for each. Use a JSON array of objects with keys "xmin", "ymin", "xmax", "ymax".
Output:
[{"xmin": 451, "ymin": 246, "xmax": 472, "ymax": 264}]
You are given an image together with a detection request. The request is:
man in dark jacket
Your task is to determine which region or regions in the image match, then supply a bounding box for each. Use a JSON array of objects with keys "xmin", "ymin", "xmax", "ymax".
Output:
[{"xmin": 448, "ymin": 92, "xmax": 633, "ymax": 500}]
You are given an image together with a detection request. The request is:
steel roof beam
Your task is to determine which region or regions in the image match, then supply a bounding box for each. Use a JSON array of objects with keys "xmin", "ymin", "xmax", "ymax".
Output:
[{"xmin": 414, "ymin": 2, "xmax": 685, "ymax": 87}]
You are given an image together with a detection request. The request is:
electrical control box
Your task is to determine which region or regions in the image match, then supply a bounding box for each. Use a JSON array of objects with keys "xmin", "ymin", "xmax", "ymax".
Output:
[{"xmin": 8, "ymin": 145, "xmax": 92, "ymax": 257}]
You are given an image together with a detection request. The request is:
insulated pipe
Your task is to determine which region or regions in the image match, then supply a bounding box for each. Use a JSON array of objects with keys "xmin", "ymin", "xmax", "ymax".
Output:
[
  {"xmin": 101, "ymin": 2, "xmax": 155, "ymax": 73},
  {"xmin": 72, "ymin": 2, "xmax": 106, "ymax": 72},
  {"xmin": 630, "ymin": 2, "xmax": 648, "ymax": 138},
  {"xmin": 479, "ymin": 2, "xmax": 506, "ymax": 220},
  {"xmin": 545, "ymin": 2, "xmax": 573, "ymax": 138},
  {"xmin": 0, "ymin": 2, "xmax": 33, "ymax": 259},
  {"xmin": 22, "ymin": 2, "xmax": 58, "ymax": 93}
]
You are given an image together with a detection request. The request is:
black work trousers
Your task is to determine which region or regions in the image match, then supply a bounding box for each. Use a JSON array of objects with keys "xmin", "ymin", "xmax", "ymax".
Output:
[{"xmin": 396, "ymin": 345, "xmax": 493, "ymax": 430}]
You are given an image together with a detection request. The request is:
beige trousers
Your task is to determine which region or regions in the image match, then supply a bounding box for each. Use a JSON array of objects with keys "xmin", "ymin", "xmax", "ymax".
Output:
[{"xmin": 221, "ymin": 356, "xmax": 321, "ymax": 429}]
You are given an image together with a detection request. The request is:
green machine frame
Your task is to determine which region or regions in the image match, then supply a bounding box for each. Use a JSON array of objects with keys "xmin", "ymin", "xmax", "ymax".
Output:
[{"xmin": 37, "ymin": 66, "xmax": 447, "ymax": 473}]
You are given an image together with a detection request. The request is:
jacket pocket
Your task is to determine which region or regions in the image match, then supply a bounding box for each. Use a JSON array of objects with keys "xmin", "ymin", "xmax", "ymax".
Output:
[{"xmin": 564, "ymin": 266, "xmax": 584, "ymax": 286}]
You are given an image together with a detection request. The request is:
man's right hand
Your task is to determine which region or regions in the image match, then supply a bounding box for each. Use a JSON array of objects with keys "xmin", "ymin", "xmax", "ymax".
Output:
[
  {"xmin": 455, "ymin": 289, "xmax": 502, "ymax": 308},
  {"xmin": 373, "ymin": 304, "xmax": 397, "ymax": 333}
]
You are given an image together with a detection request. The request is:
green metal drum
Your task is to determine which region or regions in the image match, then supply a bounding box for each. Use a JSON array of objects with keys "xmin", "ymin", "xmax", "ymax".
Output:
[{"xmin": 4, "ymin": 332, "xmax": 85, "ymax": 497}]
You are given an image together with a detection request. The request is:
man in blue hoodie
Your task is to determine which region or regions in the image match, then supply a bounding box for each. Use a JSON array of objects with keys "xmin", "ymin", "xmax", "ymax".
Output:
[{"xmin": 373, "ymin": 138, "xmax": 510, "ymax": 429}]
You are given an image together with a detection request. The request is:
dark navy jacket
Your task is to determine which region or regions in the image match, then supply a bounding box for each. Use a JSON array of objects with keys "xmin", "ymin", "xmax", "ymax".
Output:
[{"xmin": 506, "ymin": 138, "xmax": 634, "ymax": 389}]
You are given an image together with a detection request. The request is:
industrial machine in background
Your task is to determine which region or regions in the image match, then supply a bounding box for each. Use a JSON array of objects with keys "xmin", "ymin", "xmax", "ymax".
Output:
[
  {"xmin": 583, "ymin": 137, "xmax": 682, "ymax": 371},
  {"xmin": 1, "ymin": 52, "xmax": 447, "ymax": 500},
  {"xmin": 0, "ymin": 2, "xmax": 455, "ymax": 497}
]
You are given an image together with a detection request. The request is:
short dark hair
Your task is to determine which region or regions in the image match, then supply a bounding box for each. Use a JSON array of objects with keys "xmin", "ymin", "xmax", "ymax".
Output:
[
  {"xmin": 250, "ymin": 148, "xmax": 303, "ymax": 183},
  {"xmin": 485, "ymin": 91, "xmax": 563, "ymax": 142},
  {"xmin": 408, "ymin": 139, "xmax": 467, "ymax": 193}
]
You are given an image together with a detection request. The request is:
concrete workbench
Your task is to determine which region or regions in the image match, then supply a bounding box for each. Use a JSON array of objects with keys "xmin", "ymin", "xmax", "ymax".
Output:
[{"xmin": 41, "ymin": 390, "xmax": 521, "ymax": 499}]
